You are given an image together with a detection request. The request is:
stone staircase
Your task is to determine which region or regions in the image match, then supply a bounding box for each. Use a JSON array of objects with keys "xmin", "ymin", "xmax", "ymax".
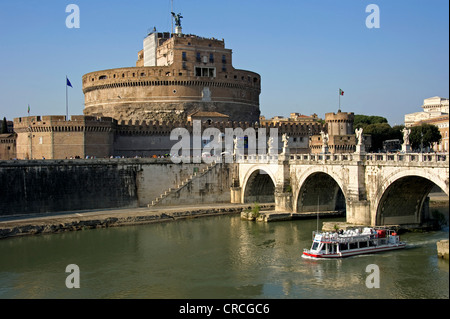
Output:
[{"xmin": 149, "ymin": 162, "xmax": 218, "ymax": 207}]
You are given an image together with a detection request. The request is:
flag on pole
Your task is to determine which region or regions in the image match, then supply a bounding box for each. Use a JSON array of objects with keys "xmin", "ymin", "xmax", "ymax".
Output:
[
  {"xmin": 27, "ymin": 104, "xmax": 30, "ymax": 115},
  {"xmin": 339, "ymin": 88, "xmax": 344, "ymax": 96},
  {"xmin": 66, "ymin": 77, "xmax": 73, "ymax": 88}
]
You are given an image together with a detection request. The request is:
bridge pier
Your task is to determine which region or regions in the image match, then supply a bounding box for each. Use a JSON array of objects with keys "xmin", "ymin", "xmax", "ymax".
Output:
[
  {"xmin": 275, "ymin": 187, "xmax": 293, "ymax": 212},
  {"xmin": 346, "ymin": 199, "xmax": 372, "ymax": 225},
  {"xmin": 274, "ymin": 155, "xmax": 293, "ymax": 211},
  {"xmin": 230, "ymin": 186, "xmax": 242, "ymax": 204}
]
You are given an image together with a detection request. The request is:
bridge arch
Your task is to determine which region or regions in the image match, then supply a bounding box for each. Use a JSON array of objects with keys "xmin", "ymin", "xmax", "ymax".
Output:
[
  {"xmin": 241, "ymin": 166, "xmax": 277, "ymax": 204},
  {"xmin": 373, "ymin": 169, "xmax": 449, "ymax": 226},
  {"xmin": 293, "ymin": 167, "xmax": 346, "ymax": 214}
]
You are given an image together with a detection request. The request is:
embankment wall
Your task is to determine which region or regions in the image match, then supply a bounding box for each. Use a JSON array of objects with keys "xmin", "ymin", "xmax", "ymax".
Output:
[{"xmin": 0, "ymin": 159, "xmax": 231, "ymax": 217}]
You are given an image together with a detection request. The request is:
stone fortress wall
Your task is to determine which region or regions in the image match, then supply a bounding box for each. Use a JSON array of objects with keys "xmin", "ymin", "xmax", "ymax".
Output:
[
  {"xmin": 13, "ymin": 115, "xmax": 115, "ymax": 160},
  {"xmin": 11, "ymin": 115, "xmax": 324, "ymax": 159}
]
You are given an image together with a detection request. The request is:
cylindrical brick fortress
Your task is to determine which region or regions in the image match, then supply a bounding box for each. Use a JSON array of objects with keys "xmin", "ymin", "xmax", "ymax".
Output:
[{"xmin": 82, "ymin": 33, "xmax": 261, "ymax": 123}]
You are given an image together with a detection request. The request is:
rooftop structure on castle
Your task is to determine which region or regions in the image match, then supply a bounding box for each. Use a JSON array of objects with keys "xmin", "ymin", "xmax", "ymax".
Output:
[
  {"xmin": 82, "ymin": 16, "xmax": 261, "ymax": 124},
  {"xmin": 260, "ymin": 113, "xmax": 319, "ymax": 124}
]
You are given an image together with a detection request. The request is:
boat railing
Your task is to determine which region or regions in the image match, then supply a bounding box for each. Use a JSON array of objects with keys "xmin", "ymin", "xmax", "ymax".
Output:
[{"xmin": 314, "ymin": 231, "xmax": 377, "ymax": 244}]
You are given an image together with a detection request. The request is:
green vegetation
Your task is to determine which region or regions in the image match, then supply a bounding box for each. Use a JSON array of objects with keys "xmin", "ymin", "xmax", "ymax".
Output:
[
  {"xmin": 245, "ymin": 202, "xmax": 261, "ymax": 219},
  {"xmin": 354, "ymin": 115, "xmax": 388, "ymax": 126},
  {"xmin": 409, "ymin": 124, "xmax": 442, "ymax": 151},
  {"xmin": 354, "ymin": 115, "xmax": 403, "ymax": 152},
  {"xmin": 353, "ymin": 114, "xmax": 442, "ymax": 152}
]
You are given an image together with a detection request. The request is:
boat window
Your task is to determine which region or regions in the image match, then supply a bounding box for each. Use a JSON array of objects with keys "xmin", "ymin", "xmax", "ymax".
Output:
[
  {"xmin": 349, "ymin": 243, "xmax": 358, "ymax": 250},
  {"xmin": 312, "ymin": 242, "xmax": 319, "ymax": 250},
  {"xmin": 339, "ymin": 243, "xmax": 348, "ymax": 251},
  {"xmin": 359, "ymin": 241, "xmax": 368, "ymax": 248}
]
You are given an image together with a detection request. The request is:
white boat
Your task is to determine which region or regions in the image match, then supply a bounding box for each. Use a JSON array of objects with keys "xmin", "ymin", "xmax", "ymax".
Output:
[{"xmin": 302, "ymin": 227, "xmax": 406, "ymax": 259}]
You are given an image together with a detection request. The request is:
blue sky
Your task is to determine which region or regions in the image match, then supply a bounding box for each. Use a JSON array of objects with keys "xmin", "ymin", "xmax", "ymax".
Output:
[{"xmin": 0, "ymin": 0, "xmax": 448, "ymax": 126}]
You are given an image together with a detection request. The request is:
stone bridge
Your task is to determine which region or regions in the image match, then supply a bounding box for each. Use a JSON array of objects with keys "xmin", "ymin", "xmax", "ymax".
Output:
[{"xmin": 231, "ymin": 152, "xmax": 449, "ymax": 226}]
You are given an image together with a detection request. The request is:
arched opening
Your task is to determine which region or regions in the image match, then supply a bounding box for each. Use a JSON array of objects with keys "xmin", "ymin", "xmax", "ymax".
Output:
[
  {"xmin": 297, "ymin": 172, "xmax": 345, "ymax": 213},
  {"xmin": 376, "ymin": 176, "xmax": 448, "ymax": 226},
  {"xmin": 243, "ymin": 169, "xmax": 275, "ymax": 203}
]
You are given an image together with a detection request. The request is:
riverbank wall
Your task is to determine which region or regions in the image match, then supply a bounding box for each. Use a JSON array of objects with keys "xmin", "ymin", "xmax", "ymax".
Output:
[{"xmin": 0, "ymin": 159, "xmax": 232, "ymax": 217}]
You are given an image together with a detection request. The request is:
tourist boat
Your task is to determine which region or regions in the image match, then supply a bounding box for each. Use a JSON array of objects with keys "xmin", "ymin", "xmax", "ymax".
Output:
[{"xmin": 302, "ymin": 227, "xmax": 406, "ymax": 259}]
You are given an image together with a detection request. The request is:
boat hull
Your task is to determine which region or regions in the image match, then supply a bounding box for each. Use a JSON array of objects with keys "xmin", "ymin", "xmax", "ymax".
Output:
[{"xmin": 302, "ymin": 243, "xmax": 406, "ymax": 259}]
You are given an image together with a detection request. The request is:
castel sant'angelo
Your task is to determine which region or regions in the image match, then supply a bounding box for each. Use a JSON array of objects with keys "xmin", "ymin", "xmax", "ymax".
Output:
[{"xmin": 3, "ymin": 14, "xmax": 358, "ymax": 160}]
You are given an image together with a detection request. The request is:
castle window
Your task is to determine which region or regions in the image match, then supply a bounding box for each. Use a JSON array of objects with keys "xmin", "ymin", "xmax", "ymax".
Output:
[
  {"xmin": 196, "ymin": 52, "xmax": 201, "ymax": 62},
  {"xmin": 182, "ymin": 52, "xmax": 187, "ymax": 61},
  {"xmin": 195, "ymin": 67, "xmax": 216, "ymax": 78},
  {"xmin": 222, "ymin": 55, "xmax": 226, "ymax": 64},
  {"xmin": 140, "ymin": 72, "xmax": 145, "ymax": 76},
  {"xmin": 209, "ymin": 53, "xmax": 214, "ymax": 63}
]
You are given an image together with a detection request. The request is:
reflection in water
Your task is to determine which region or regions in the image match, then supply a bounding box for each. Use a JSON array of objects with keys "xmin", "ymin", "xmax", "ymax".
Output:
[{"xmin": 0, "ymin": 215, "xmax": 448, "ymax": 299}]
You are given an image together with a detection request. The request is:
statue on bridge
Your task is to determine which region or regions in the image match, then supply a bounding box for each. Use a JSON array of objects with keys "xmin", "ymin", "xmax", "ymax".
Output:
[
  {"xmin": 320, "ymin": 131, "xmax": 329, "ymax": 146},
  {"xmin": 355, "ymin": 128, "xmax": 364, "ymax": 146},
  {"xmin": 320, "ymin": 130, "xmax": 329, "ymax": 154},
  {"xmin": 401, "ymin": 127, "xmax": 411, "ymax": 152},
  {"xmin": 355, "ymin": 127, "xmax": 366, "ymax": 154},
  {"xmin": 282, "ymin": 133, "xmax": 290, "ymax": 155},
  {"xmin": 402, "ymin": 127, "xmax": 411, "ymax": 145}
]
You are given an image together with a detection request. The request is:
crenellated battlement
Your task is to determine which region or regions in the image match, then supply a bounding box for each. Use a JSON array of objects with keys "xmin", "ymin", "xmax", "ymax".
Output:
[
  {"xmin": 114, "ymin": 119, "xmax": 323, "ymax": 136},
  {"xmin": 13, "ymin": 115, "xmax": 117, "ymax": 133}
]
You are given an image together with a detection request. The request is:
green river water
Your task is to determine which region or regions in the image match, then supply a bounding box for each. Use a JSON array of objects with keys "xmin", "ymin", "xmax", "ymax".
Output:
[{"xmin": 0, "ymin": 215, "xmax": 448, "ymax": 299}]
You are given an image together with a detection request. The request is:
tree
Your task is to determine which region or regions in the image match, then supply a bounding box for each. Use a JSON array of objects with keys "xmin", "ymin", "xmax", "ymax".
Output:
[
  {"xmin": 409, "ymin": 124, "xmax": 442, "ymax": 151},
  {"xmin": 363, "ymin": 123, "xmax": 395, "ymax": 152},
  {"xmin": 1, "ymin": 117, "xmax": 7, "ymax": 134},
  {"xmin": 353, "ymin": 115, "xmax": 404, "ymax": 151},
  {"xmin": 354, "ymin": 115, "xmax": 388, "ymax": 128}
]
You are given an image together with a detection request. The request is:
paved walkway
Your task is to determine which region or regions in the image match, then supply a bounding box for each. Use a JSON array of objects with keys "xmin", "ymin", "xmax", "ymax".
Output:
[{"xmin": 0, "ymin": 203, "xmax": 275, "ymax": 239}]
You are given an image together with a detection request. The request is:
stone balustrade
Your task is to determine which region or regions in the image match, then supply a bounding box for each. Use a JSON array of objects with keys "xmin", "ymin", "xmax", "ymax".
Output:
[{"xmin": 235, "ymin": 152, "xmax": 448, "ymax": 166}]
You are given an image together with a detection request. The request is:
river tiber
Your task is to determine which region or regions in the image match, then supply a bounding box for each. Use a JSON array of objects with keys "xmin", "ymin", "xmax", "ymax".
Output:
[{"xmin": 0, "ymin": 9, "xmax": 448, "ymax": 300}]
